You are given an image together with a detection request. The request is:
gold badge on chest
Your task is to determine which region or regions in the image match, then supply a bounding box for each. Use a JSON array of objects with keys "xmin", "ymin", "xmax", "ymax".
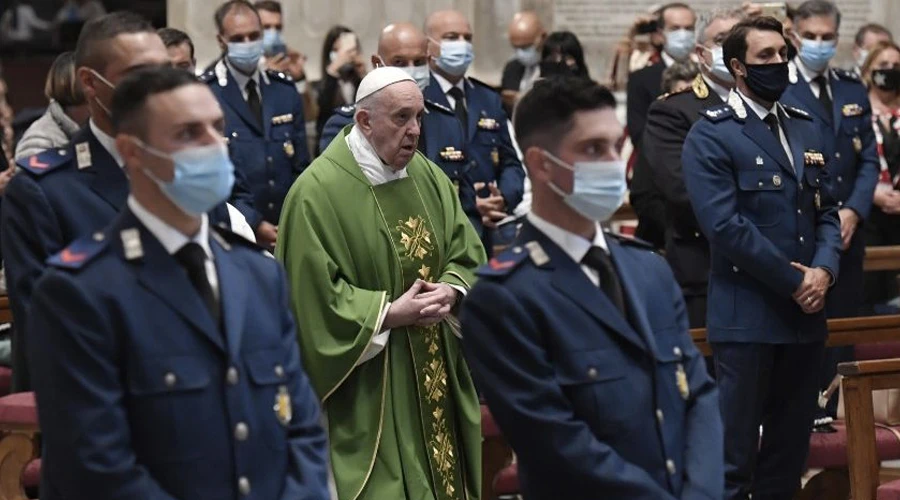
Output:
[
  {"xmin": 477, "ymin": 117, "xmax": 499, "ymax": 130},
  {"xmin": 853, "ymin": 136, "xmax": 862, "ymax": 153},
  {"xmin": 676, "ymin": 364, "xmax": 690, "ymax": 400},
  {"xmin": 841, "ymin": 103, "xmax": 863, "ymax": 117},
  {"xmin": 803, "ymin": 150, "xmax": 825, "ymax": 168},
  {"xmin": 283, "ymin": 141, "xmax": 295, "ymax": 158},
  {"xmin": 439, "ymin": 147, "xmax": 464, "ymax": 162},
  {"xmin": 274, "ymin": 385, "xmax": 292, "ymax": 426}
]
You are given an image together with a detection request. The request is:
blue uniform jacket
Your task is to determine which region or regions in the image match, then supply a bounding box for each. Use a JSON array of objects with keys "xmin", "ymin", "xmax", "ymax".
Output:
[
  {"xmin": 29, "ymin": 209, "xmax": 329, "ymax": 500},
  {"xmin": 460, "ymin": 222, "xmax": 723, "ymax": 500},
  {"xmin": 318, "ymin": 100, "xmax": 480, "ymax": 226},
  {"xmin": 423, "ymin": 74, "xmax": 525, "ymax": 237},
  {"xmin": 682, "ymin": 95, "xmax": 842, "ymax": 344},
  {"xmin": 204, "ymin": 61, "xmax": 310, "ymax": 226},
  {"xmin": 781, "ymin": 63, "xmax": 879, "ymax": 315},
  {"xmin": 0, "ymin": 126, "xmax": 235, "ymax": 392}
]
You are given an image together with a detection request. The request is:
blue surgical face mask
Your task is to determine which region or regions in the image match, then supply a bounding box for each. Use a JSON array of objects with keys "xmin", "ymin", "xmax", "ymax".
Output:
[
  {"xmin": 515, "ymin": 45, "xmax": 540, "ymax": 67},
  {"xmin": 432, "ymin": 39, "xmax": 474, "ymax": 77},
  {"xmin": 798, "ymin": 38, "xmax": 837, "ymax": 73},
  {"xmin": 135, "ymin": 140, "xmax": 236, "ymax": 216},
  {"xmin": 262, "ymin": 28, "xmax": 283, "ymax": 53},
  {"xmin": 703, "ymin": 45, "xmax": 734, "ymax": 84},
  {"xmin": 665, "ymin": 29, "xmax": 696, "ymax": 61},
  {"xmin": 227, "ymin": 40, "xmax": 264, "ymax": 74},
  {"xmin": 542, "ymin": 150, "xmax": 627, "ymax": 222},
  {"xmin": 401, "ymin": 64, "xmax": 431, "ymax": 92}
]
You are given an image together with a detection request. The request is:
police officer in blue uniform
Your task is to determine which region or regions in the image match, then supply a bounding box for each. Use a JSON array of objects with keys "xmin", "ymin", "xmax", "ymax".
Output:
[
  {"xmin": 424, "ymin": 10, "xmax": 525, "ymax": 250},
  {"xmin": 204, "ymin": 0, "xmax": 310, "ymax": 248},
  {"xmin": 682, "ymin": 17, "xmax": 842, "ymax": 500},
  {"xmin": 28, "ymin": 66, "xmax": 329, "ymax": 500},
  {"xmin": 780, "ymin": 0, "xmax": 880, "ymax": 425},
  {"xmin": 461, "ymin": 77, "xmax": 722, "ymax": 500},
  {"xmin": 318, "ymin": 22, "xmax": 474, "ymax": 205}
]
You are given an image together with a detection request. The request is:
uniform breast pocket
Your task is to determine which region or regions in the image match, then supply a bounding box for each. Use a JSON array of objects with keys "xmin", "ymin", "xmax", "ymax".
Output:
[
  {"xmin": 126, "ymin": 356, "xmax": 215, "ymax": 463},
  {"xmin": 737, "ymin": 170, "xmax": 786, "ymax": 228},
  {"xmin": 554, "ymin": 349, "xmax": 630, "ymax": 436},
  {"xmin": 245, "ymin": 348, "xmax": 295, "ymax": 451}
]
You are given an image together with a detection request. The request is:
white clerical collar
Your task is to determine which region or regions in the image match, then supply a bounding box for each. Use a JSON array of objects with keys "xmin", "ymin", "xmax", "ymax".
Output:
[
  {"xmin": 736, "ymin": 88, "xmax": 776, "ymax": 120},
  {"xmin": 795, "ymin": 57, "xmax": 828, "ymax": 83},
  {"xmin": 345, "ymin": 125, "xmax": 408, "ymax": 186},
  {"xmin": 432, "ymin": 71, "xmax": 467, "ymax": 97},
  {"xmin": 89, "ymin": 119, "xmax": 124, "ymax": 167},
  {"xmin": 702, "ymin": 73, "xmax": 731, "ymax": 102},
  {"xmin": 527, "ymin": 211, "xmax": 608, "ymax": 262},
  {"xmin": 128, "ymin": 195, "xmax": 213, "ymax": 260}
]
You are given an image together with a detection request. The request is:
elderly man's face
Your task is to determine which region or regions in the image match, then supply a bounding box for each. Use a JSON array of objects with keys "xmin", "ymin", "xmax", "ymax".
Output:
[{"xmin": 358, "ymin": 81, "xmax": 424, "ymax": 169}]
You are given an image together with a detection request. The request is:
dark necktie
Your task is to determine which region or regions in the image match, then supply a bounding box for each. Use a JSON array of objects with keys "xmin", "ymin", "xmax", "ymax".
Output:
[
  {"xmin": 175, "ymin": 242, "xmax": 220, "ymax": 325},
  {"xmin": 582, "ymin": 246, "xmax": 626, "ymax": 316},
  {"xmin": 764, "ymin": 113, "xmax": 781, "ymax": 142},
  {"xmin": 447, "ymin": 87, "xmax": 468, "ymax": 135},
  {"xmin": 813, "ymin": 75, "xmax": 833, "ymax": 124},
  {"xmin": 246, "ymin": 79, "xmax": 263, "ymax": 128}
]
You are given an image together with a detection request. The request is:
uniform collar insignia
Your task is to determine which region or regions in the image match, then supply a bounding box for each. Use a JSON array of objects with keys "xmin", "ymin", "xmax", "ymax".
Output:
[
  {"xmin": 727, "ymin": 91, "xmax": 747, "ymax": 120},
  {"xmin": 120, "ymin": 228, "xmax": 143, "ymax": 261},
  {"xmin": 692, "ymin": 74, "xmax": 709, "ymax": 99},
  {"xmin": 788, "ymin": 60, "xmax": 799, "ymax": 84},
  {"xmin": 215, "ymin": 59, "xmax": 228, "ymax": 88}
]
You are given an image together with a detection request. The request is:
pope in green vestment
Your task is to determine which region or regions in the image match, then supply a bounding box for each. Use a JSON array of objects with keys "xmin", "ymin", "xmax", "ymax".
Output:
[{"xmin": 276, "ymin": 69, "xmax": 485, "ymax": 500}]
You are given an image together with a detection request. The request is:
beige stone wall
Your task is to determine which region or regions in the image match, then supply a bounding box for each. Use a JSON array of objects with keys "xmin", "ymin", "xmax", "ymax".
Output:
[{"xmin": 168, "ymin": 0, "xmax": 898, "ymax": 86}]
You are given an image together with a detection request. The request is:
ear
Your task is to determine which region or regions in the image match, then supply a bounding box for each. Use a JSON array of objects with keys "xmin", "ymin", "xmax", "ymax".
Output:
[
  {"xmin": 354, "ymin": 110, "xmax": 371, "ymax": 133},
  {"xmin": 115, "ymin": 134, "xmax": 141, "ymax": 169},
  {"xmin": 371, "ymin": 54, "xmax": 382, "ymax": 69},
  {"xmin": 76, "ymin": 66, "xmax": 96, "ymax": 100},
  {"xmin": 729, "ymin": 58, "xmax": 744, "ymax": 78},
  {"xmin": 523, "ymin": 146, "xmax": 550, "ymax": 183},
  {"xmin": 217, "ymin": 34, "xmax": 227, "ymax": 53}
]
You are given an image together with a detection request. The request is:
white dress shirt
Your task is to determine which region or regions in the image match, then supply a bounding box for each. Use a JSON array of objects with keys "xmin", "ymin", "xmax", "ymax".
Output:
[
  {"xmin": 432, "ymin": 71, "xmax": 467, "ymax": 111},
  {"xmin": 736, "ymin": 88, "xmax": 794, "ymax": 169},
  {"xmin": 794, "ymin": 58, "xmax": 832, "ymax": 101},
  {"xmin": 702, "ymin": 74, "xmax": 731, "ymax": 102},
  {"xmin": 345, "ymin": 126, "xmax": 464, "ymax": 365},
  {"xmin": 225, "ymin": 58, "xmax": 268, "ymax": 101},
  {"xmin": 527, "ymin": 211, "xmax": 609, "ymax": 287},
  {"xmin": 128, "ymin": 196, "xmax": 220, "ymax": 301},
  {"xmin": 89, "ymin": 119, "xmax": 124, "ymax": 167}
]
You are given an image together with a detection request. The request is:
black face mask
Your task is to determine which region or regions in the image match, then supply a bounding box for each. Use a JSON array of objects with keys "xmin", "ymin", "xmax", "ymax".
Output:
[
  {"xmin": 338, "ymin": 63, "xmax": 357, "ymax": 79},
  {"xmin": 741, "ymin": 61, "xmax": 790, "ymax": 103},
  {"xmin": 540, "ymin": 61, "xmax": 579, "ymax": 79},
  {"xmin": 872, "ymin": 68, "xmax": 900, "ymax": 92}
]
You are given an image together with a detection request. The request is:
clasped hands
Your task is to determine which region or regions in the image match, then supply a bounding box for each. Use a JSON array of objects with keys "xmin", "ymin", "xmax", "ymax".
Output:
[
  {"xmin": 474, "ymin": 181, "xmax": 508, "ymax": 229},
  {"xmin": 383, "ymin": 280, "xmax": 457, "ymax": 329},
  {"xmin": 791, "ymin": 262, "xmax": 830, "ymax": 314}
]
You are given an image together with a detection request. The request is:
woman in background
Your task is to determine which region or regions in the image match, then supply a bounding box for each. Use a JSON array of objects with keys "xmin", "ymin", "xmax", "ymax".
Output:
[
  {"xmin": 539, "ymin": 31, "xmax": 590, "ymax": 80},
  {"xmin": 861, "ymin": 41, "xmax": 900, "ymax": 309},
  {"xmin": 315, "ymin": 25, "xmax": 366, "ymax": 153},
  {"xmin": 15, "ymin": 51, "xmax": 88, "ymax": 159}
]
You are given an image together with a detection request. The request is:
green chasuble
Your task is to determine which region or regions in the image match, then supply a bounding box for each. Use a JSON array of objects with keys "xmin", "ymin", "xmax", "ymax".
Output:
[{"xmin": 276, "ymin": 126, "xmax": 486, "ymax": 500}]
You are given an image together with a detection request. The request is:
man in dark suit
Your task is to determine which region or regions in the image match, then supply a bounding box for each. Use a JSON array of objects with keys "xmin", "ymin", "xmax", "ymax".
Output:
[
  {"xmin": 462, "ymin": 76, "xmax": 722, "ymax": 500},
  {"xmin": 204, "ymin": 0, "xmax": 310, "ymax": 248},
  {"xmin": 425, "ymin": 9, "xmax": 525, "ymax": 251},
  {"xmin": 683, "ymin": 17, "xmax": 841, "ymax": 499},
  {"xmin": 642, "ymin": 7, "xmax": 743, "ymax": 327},
  {"xmin": 628, "ymin": 2, "xmax": 696, "ymax": 249},
  {"xmin": 28, "ymin": 65, "xmax": 330, "ymax": 500},
  {"xmin": 780, "ymin": 0, "xmax": 880, "ymax": 425}
]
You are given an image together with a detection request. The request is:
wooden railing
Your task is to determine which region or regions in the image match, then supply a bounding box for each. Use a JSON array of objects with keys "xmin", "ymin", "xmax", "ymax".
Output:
[{"xmin": 864, "ymin": 246, "xmax": 900, "ymax": 272}]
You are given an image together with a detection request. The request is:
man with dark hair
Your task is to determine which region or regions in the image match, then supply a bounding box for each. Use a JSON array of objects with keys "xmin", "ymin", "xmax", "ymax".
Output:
[
  {"xmin": 782, "ymin": 0, "xmax": 880, "ymax": 430},
  {"xmin": 1, "ymin": 12, "xmax": 172, "ymax": 392},
  {"xmin": 204, "ymin": 0, "xmax": 310, "ymax": 249},
  {"xmin": 853, "ymin": 23, "xmax": 892, "ymax": 74},
  {"xmin": 628, "ymin": 2, "xmax": 696, "ymax": 250},
  {"xmin": 28, "ymin": 65, "xmax": 330, "ymax": 500},
  {"xmin": 158, "ymin": 27, "xmax": 196, "ymax": 72},
  {"xmin": 683, "ymin": 15, "xmax": 841, "ymax": 500},
  {"xmin": 461, "ymin": 76, "xmax": 722, "ymax": 500},
  {"xmin": 254, "ymin": 0, "xmax": 307, "ymax": 84},
  {"xmin": 643, "ymin": 8, "xmax": 743, "ymax": 328}
]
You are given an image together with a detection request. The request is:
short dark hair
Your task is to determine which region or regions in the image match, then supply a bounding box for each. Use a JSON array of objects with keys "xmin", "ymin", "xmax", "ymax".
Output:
[
  {"xmin": 855, "ymin": 23, "xmax": 892, "ymax": 48},
  {"xmin": 111, "ymin": 66, "xmax": 202, "ymax": 136},
  {"xmin": 661, "ymin": 61, "xmax": 699, "ymax": 93},
  {"xmin": 722, "ymin": 16, "xmax": 786, "ymax": 76},
  {"xmin": 794, "ymin": 0, "xmax": 841, "ymax": 31},
  {"xmin": 74, "ymin": 12, "xmax": 156, "ymax": 72},
  {"xmin": 514, "ymin": 77, "xmax": 616, "ymax": 153},
  {"xmin": 214, "ymin": 0, "xmax": 260, "ymax": 34},
  {"xmin": 656, "ymin": 2, "xmax": 693, "ymax": 30},
  {"xmin": 255, "ymin": 0, "xmax": 282, "ymax": 14},
  {"xmin": 157, "ymin": 27, "xmax": 195, "ymax": 60}
]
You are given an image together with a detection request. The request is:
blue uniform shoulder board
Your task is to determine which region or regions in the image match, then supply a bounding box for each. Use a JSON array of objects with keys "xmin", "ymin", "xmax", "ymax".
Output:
[
  {"xmin": 467, "ymin": 77, "xmax": 499, "ymax": 93},
  {"xmin": 16, "ymin": 147, "xmax": 72, "ymax": 176},
  {"xmin": 211, "ymin": 224, "xmax": 267, "ymax": 252},
  {"xmin": 266, "ymin": 70, "xmax": 294, "ymax": 84},
  {"xmin": 46, "ymin": 233, "xmax": 109, "ymax": 270},
  {"xmin": 425, "ymin": 99, "xmax": 454, "ymax": 116},
  {"xmin": 335, "ymin": 104, "xmax": 356, "ymax": 117},
  {"xmin": 475, "ymin": 245, "xmax": 530, "ymax": 278},
  {"xmin": 700, "ymin": 104, "xmax": 734, "ymax": 123},
  {"xmin": 831, "ymin": 68, "xmax": 861, "ymax": 82},
  {"xmin": 782, "ymin": 105, "xmax": 813, "ymax": 121},
  {"xmin": 605, "ymin": 231, "xmax": 656, "ymax": 250}
]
